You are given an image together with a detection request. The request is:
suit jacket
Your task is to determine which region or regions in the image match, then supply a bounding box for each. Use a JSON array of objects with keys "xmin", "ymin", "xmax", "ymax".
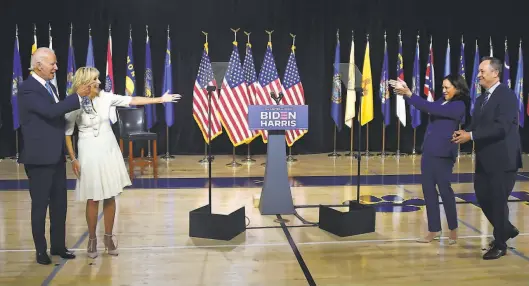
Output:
[
  {"xmin": 18, "ymin": 75, "xmax": 81, "ymax": 165},
  {"xmin": 465, "ymin": 83, "xmax": 522, "ymax": 173},
  {"xmin": 405, "ymin": 94, "xmax": 465, "ymax": 160}
]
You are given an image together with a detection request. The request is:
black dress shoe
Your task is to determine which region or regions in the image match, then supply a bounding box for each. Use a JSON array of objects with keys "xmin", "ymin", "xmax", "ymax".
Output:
[
  {"xmin": 36, "ymin": 252, "xmax": 52, "ymax": 265},
  {"xmin": 488, "ymin": 227, "xmax": 520, "ymax": 247},
  {"xmin": 50, "ymin": 248, "xmax": 76, "ymax": 259},
  {"xmin": 483, "ymin": 246, "xmax": 506, "ymax": 260}
]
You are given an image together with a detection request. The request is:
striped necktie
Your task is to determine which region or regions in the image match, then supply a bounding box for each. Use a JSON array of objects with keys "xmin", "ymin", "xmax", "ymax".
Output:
[
  {"xmin": 45, "ymin": 81, "xmax": 55, "ymax": 99},
  {"xmin": 481, "ymin": 91, "xmax": 491, "ymax": 109}
]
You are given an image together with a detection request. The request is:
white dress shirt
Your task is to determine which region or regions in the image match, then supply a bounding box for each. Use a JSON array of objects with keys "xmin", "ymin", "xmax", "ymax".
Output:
[
  {"xmin": 32, "ymin": 73, "xmax": 59, "ymax": 103},
  {"xmin": 470, "ymin": 81, "xmax": 501, "ymax": 140}
]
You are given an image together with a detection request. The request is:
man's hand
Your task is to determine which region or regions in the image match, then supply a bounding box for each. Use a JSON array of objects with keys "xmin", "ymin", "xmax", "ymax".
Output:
[
  {"xmin": 452, "ymin": 130, "xmax": 471, "ymax": 144},
  {"xmin": 77, "ymin": 85, "xmax": 91, "ymax": 97}
]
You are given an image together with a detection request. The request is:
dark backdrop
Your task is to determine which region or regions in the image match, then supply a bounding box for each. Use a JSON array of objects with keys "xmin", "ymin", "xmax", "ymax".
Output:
[{"xmin": 1, "ymin": 0, "xmax": 527, "ymax": 157}]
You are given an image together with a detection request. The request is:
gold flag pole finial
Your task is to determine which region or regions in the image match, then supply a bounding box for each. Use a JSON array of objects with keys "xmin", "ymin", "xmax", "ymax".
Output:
[
  {"xmin": 202, "ymin": 31, "xmax": 209, "ymax": 53},
  {"xmin": 265, "ymin": 30, "xmax": 274, "ymax": 44},
  {"xmin": 231, "ymin": 28, "xmax": 240, "ymax": 45},
  {"xmin": 290, "ymin": 33, "xmax": 296, "ymax": 52}
]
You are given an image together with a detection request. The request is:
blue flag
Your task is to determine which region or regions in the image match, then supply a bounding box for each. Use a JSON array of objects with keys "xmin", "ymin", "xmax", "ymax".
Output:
[
  {"xmin": 410, "ymin": 40, "xmax": 421, "ymax": 129},
  {"xmin": 380, "ymin": 41, "xmax": 390, "ymax": 126},
  {"xmin": 330, "ymin": 36, "xmax": 342, "ymax": 131},
  {"xmin": 514, "ymin": 43, "xmax": 524, "ymax": 127},
  {"xmin": 458, "ymin": 40, "xmax": 466, "ymax": 124},
  {"xmin": 11, "ymin": 33, "xmax": 23, "ymax": 130},
  {"xmin": 125, "ymin": 37, "xmax": 136, "ymax": 97},
  {"xmin": 444, "ymin": 40, "xmax": 451, "ymax": 76},
  {"xmin": 86, "ymin": 34, "xmax": 94, "ymax": 67},
  {"xmin": 144, "ymin": 35, "xmax": 157, "ymax": 129},
  {"xmin": 503, "ymin": 43, "xmax": 510, "ymax": 88},
  {"xmin": 163, "ymin": 36, "xmax": 174, "ymax": 127},
  {"xmin": 469, "ymin": 42, "xmax": 481, "ymax": 116},
  {"xmin": 459, "ymin": 40, "xmax": 466, "ymax": 79},
  {"xmin": 66, "ymin": 32, "xmax": 76, "ymax": 95}
]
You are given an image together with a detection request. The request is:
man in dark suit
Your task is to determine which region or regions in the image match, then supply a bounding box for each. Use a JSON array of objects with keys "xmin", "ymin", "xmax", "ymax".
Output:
[
  {"xmin": 18, "ymin": 47, "xmax": 90, "ymax": 265},
  {"xmin": 452, "ymin": 56, "xmax": 521, "ymax": 260}
]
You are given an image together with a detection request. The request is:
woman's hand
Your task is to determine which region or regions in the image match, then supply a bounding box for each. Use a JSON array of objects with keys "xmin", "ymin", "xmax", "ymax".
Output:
[
  {"xmin": 389, "ymin": 79, "xmax": 412, "ymax": 97},
  {"xmin": 160, "ymin": 90, "xmax": 182, "ymax": 103},
  {"xmin": 72, "ymin": 159, "xmax": 81, "ymax": 178}
]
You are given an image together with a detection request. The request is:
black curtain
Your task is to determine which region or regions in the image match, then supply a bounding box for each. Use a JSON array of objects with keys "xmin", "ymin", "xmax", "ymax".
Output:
[{"xmin": 1, "ymin": 0, "xmax": 528, "ymax": 157}]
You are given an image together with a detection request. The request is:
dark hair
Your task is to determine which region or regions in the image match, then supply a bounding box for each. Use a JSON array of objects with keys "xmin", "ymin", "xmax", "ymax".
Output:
[
  {"xmin": 480, "ymin": 56, "xmax": 503, "ymax": 74},
  {"xmin": 443, "ymin": 74, "xmax": 469, "ymax": 103}
]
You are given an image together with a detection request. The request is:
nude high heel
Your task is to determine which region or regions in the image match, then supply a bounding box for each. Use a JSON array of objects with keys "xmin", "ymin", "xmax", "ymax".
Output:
[
  {"xmin": 104, "ymin": 234, "xmax": 118, "ymax": 256},
  {"xmin": 87, "ymin": 237, "xmax": 98, "ymax": 259}
]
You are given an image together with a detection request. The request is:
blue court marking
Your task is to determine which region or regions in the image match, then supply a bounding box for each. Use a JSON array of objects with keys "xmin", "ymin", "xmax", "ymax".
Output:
[
  {"xmin": 3, "ymin": 171, "xmax": 529, "ymax": 191},
  {"xmin": 42, "ymin": 211, "xmax": 104, "ymax": 286}
]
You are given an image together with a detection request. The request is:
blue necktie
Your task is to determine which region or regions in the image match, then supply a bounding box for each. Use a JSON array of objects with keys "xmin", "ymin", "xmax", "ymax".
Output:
[{"xmin": 45, "ymin": 81, "xmax": 55, "ymax": 100}]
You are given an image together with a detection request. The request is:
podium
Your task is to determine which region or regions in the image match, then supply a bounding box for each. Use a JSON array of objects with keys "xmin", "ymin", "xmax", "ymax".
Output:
[{"xmin": 248, "ymin": 104, "xmax": 309, "ymax": 215}]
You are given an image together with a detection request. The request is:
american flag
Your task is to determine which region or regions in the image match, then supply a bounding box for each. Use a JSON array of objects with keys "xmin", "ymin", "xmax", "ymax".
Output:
[
  {"xmin": 218, "ymin": 43, "xmax": 253, "ymax": 146},
  {"xmin": 193, "ymin": 48, "xmax": 223, "ymax": 143},
  {"xmin": 242, "ymin": 42, "xmax": 260, "ymax": 140},
  {"xmin": 282, "ymin": 46, "xmax": 306, "ymax": 146},
  {"xmin": 424, "ymin": 42, "xmax": 435, "ymax": 102},
  {"xmin": 255, "ymin": 43, "xmax": 281, "ymax": 143}
]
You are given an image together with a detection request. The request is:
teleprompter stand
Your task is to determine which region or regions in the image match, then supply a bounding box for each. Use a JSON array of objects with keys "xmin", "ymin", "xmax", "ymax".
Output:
[
  {"xmin": 189, "ymin": 85, "xmax": 246, "ymax": 241},
  {"xmin": 318, "ymin": 86, "xmax": 376, "ymax": 237}
]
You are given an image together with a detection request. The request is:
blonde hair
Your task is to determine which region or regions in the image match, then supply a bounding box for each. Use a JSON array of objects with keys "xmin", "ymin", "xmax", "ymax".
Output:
[{"xmin": 69, "ymin": 67, "xmax": 100, "ymax": 94}]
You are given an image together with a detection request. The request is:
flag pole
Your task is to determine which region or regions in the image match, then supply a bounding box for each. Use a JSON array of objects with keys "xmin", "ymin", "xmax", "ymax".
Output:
[
  {"xmin": 225, "ymin": 29, "xmax": 242, "ymax": 168},
  {"xmin": 381, "ymin": 124, "xmax": 386, "ymax": 157},
  {"xmin": 412, "ymin": 129, "xmax": 417, "ymax": 155},
  {"xmin": 396, "ymin": 123, "xmax": 401, "ymax": 157},
  {"xmin": 365, "ymin": 33, "xmax": 370, "ymax": 157},
  {"xmin": 161, "ymin": 25, "xmax": 175, "ymax": 160},
  {"xmin": 328, "ymin": 29, "xmax": 342, "ymax": 158},
  {"xmin": 328, "ymin": 127, "xmax": 341, "ymax": 157},
  {"xmin": 242, "ymin": 31, "xmax": 256, "ymax": 164},
  {"xmin": 345, "ymin": 124, "xmax": 354, "ymax": 156},
  {"xmin": 286, "ymin": 33, "xmax": 298, "ymax": 163}
]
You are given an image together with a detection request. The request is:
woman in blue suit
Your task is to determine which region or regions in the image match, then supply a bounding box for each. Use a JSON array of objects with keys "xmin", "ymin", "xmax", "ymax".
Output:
[{"xmin": 392, "ymin": 74, "xmax": 469, "ymax": 245}]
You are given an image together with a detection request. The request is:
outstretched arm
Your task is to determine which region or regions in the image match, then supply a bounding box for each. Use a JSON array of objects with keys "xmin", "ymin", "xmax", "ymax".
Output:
[
  {"xmin": 108, "ymin": 90, "xmax": 182, "ymax": 107},
  {"xmin": 404, "ymin": 94, "xmax": 465, "ymax": 120}
]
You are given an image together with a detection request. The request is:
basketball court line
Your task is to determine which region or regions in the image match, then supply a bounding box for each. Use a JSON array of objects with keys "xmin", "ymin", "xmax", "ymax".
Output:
[
  {"xmin": 41, "ymin": 211, "xmax": 104, "ymax": 286},
  {"xmin": 2, "ymin": 233, "xmax": 525, "ymax": 254},
  {"xmin": 276, "ymin": 214, "xmax": 316, "ymax": 286}
]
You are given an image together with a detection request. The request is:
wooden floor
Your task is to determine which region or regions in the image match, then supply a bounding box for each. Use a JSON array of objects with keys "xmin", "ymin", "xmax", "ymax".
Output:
[{"xmin": 0, "ymin": 154, "xmax": 528, "ymax": 285}]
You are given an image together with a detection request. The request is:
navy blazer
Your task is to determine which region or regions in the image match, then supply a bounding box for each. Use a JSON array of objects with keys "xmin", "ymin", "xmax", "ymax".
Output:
[
  {"xmin": 404, "ymin": 94, "xmax": 465, "ymax": 159},
  {"xmin": 18, "ymin": 76, "xmax": 81, "ymax": 165},
  {"xmin": 465, "ymin": 83, "xmax": 522, "ymax": 173}
]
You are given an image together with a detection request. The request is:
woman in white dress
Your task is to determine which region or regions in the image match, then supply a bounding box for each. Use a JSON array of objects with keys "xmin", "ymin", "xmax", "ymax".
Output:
[{"xmin": 64, "ymin": 67, "xmax": 181, "ymax": 258}]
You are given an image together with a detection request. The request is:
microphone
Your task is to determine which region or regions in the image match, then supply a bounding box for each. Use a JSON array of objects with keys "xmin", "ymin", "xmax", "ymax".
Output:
[{"xmin": 206, "ymin": 86, "xmax": 216, "ymax": 92}]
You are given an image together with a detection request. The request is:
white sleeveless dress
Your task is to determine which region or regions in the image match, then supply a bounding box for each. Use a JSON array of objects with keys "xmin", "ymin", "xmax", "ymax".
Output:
[{"xmin": 65, "ymin": 91, "xmax": 132, "ymax": 201}]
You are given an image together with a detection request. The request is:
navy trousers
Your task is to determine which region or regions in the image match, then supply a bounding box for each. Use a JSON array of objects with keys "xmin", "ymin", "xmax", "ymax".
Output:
[
  {"xmin": 24, "ymin": 161, "xmax": 68, "ymax": 254},
  {"xmin": 474, "ymin": 171, "xmax": 516, "ymax": 250},
  {"xmin": 421, "ymin": 155, "xmax": 458, "ymax": 232}
]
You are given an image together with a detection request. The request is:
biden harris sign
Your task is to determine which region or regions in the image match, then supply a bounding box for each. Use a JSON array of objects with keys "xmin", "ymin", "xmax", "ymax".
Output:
[{"xmin": 248, "ymin": 105, "xmax": 308, "ymax": 130}]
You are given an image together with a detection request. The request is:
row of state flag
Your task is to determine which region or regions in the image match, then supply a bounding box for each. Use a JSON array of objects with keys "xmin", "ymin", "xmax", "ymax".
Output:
[
  {"xmin": 10, "ymin": 25, "xmax": 307, "ymax": 147},
  {"xmin": 332, "ymin": 31, "xmax": 525, "ymax": 131}
]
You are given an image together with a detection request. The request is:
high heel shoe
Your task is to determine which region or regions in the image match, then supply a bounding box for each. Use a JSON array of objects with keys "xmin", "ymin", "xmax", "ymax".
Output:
[
  {"xmin": 104, "ymin": 234, "xmax": 119, "ymax": 256},
  {"xmin": 87, "ymin": 237, "xmax": 98, "ymax": 259},
  {"xmin": 448, "ymin": 230, "xmax": 457, "ymax": 245},
  {"xmin": 416, "ymin": 232, "xmax": 440, "ymax": 243}
]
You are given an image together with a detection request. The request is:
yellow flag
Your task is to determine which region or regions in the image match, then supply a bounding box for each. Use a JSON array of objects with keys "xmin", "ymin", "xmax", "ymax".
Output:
[{"xmin": 360, "ymin": 41, "xmax": 373, "ymax": 126}]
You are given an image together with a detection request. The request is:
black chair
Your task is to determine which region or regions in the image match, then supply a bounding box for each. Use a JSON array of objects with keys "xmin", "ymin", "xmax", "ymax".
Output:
[{"xmin": 116, "ymin": 107, "xmax": 158, "ymax": 179}]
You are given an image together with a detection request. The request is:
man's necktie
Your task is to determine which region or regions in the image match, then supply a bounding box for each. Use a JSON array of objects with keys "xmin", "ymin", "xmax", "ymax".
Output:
[
  {"xmin": 481, "ymin": 91, "xmax": 491, "ymax": 109},
  {"xmin": 45, "ymin": 81, "xmax": 55, "ymax": 99}
]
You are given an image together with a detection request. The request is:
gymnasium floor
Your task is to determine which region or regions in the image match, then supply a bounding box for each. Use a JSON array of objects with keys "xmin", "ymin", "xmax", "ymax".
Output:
[{"xmin": 0, "ymin": 153, "xmax": 528, "ymax": 285}]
